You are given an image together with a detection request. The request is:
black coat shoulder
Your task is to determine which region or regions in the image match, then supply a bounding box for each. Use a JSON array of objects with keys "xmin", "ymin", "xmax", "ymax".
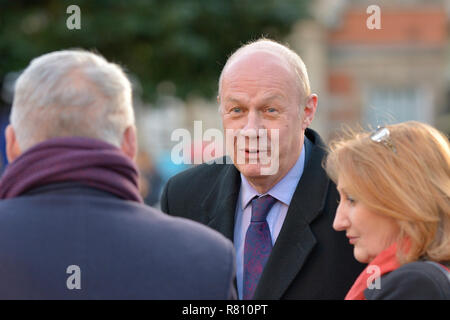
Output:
[
  {"xmin": 0, "ymin": 185, "xmax": 236, "ymax": 299},
  {"xmin": 166, "ymin": 157, "xmax": 231, "ymax": 189},
  {"xmin": 161, "ymin": 157, "xmax": 236, "ymax": 215},
  {"xmin": 364, "ymin": 261, "xmax": 450, "ymax": 300}
]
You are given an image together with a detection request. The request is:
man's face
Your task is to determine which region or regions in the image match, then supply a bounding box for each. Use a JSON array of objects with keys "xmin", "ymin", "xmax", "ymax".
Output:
[{"xmin": 220, "ymin": 51, "xmax": 306, "ymax": 188}]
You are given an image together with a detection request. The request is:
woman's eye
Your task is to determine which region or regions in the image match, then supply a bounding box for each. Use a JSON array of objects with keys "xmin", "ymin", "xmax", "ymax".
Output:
[
  {"xmin": 339, "ymin": 191, "xmax": 356, "ymax": 206},
  {"xmin": 347, "ymin": 195, "xmax": 356, "ymax": 205}
]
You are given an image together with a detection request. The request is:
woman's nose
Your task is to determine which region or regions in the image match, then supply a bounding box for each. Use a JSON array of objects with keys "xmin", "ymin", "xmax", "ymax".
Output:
[{"xmin": 333, "ymin": 202, "xmax": 351, "ymax": 232}]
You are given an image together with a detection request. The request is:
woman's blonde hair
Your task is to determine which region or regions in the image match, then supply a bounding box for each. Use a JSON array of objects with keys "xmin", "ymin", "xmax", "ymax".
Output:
[{"xmin": 325, "ymin": 121, "xmax": 450, "ymax": 265}]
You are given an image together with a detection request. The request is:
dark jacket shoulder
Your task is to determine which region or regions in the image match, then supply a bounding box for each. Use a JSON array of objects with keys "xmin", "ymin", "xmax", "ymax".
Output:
[
  {"xmin": 161, "ymin": 158, "xmax": 236, "ymax": 218},
  {"xmin": 165, "ymin": 157, "xmax": 232, "ymax": 190},
  {"xmin": 364, "ymin": 261, "xmax": 450, "ymax": 300},
  {"xmin": 0, "ymin": 185, "xmax": 236, "ymax": 299}
]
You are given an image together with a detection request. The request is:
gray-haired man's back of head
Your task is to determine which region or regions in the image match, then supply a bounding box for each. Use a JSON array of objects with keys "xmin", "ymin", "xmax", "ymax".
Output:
[{"xmin": 11, "ymin": 50, "xmax": 135, "ymax": 151}]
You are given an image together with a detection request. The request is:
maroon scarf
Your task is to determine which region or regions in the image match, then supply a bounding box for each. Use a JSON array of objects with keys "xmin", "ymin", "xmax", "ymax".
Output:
[{"xmin": 0, "ymin": 136, "xmax": 143, "ymax": 203}]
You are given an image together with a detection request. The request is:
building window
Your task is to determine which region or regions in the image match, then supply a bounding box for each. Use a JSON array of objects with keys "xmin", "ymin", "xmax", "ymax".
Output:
[{"xmin": 363, "ymin": 86, "xmax": 432, "ymax": 127}]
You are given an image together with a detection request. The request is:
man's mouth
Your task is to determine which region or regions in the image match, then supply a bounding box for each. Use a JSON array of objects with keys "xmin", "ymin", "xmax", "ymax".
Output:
[{"xmin": 240, "ymin": 149, "xmax": 269, "ymax": 153}]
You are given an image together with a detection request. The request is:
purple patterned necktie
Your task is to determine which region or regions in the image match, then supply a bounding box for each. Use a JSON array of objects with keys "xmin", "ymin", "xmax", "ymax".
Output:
[{"xmin": 243, "ymin": 194, "xmax": 277, "ymax": 300}]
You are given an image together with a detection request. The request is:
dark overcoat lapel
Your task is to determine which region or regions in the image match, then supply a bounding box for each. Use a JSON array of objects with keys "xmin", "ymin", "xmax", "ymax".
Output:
[
  {"xmin": 202, "ymin": 163, "xmax": 240, "ymax": 241},
  {"xmin": 254, "ymin": 131, "xmax": 330, "ymax": 299}
]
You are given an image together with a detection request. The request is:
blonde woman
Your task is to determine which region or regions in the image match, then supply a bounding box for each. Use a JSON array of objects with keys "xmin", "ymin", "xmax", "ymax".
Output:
[{"xmin": 325, "ymin": 121, "xmax": 450, "ymax": 300}]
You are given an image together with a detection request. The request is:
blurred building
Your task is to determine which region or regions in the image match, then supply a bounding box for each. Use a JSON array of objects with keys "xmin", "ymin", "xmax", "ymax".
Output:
[
  {"xmin": 135, "ymin": 94, "xmax": 222, "ymax": 193},
  {"xmin": 290, "ymin": 0, "xmax": 450, "ymax": 138},
  {"xmin": 136, "ymin": 0, "xmax": 450, "ymax": 185}
]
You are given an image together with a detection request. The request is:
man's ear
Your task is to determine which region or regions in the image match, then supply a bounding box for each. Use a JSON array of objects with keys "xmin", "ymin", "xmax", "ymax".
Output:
[
  {"xmin": 5, "ymin": 124, "xmax": 21, "ymax": 163},
  {"xmin": 302, "ymin": 94, "xmax": 318, "ymax": 130},
  {"xmin": 121, "ymin": 125, "xmax": 137, "ymax": 161}
]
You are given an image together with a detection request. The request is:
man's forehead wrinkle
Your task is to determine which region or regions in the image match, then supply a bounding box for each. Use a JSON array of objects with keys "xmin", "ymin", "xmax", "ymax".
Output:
[
  {"xmin": 224, "ymin": 91, "xmax": 285, "ymax": 104},
  {"xmin": 223, "ymin": 86, "xmax": 287, "ymax": 106},
  {"xmin": 223, "ymin": 65, "xmax": 292, "ymax": 94}
]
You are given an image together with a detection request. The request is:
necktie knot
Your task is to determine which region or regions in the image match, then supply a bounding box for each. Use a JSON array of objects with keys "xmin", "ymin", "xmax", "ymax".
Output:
[{"xmin": 251, "ymin": 195, "xmax": 277, "ymax": 222}]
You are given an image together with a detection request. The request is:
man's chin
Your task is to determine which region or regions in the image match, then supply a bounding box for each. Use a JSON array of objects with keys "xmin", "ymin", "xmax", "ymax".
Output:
[{"xmin": 234, "ymin": 162, "xmax": 277, "ymax": 178}]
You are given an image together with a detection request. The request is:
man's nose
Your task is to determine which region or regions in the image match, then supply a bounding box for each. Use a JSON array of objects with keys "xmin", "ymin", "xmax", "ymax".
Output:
[
  {"xmin": 241, "ymin": 110, "xmax": 263, "ymax": 137},
  {"xmin": 333, "ymin": 202, "xmax": 350, "ymax": 232}
]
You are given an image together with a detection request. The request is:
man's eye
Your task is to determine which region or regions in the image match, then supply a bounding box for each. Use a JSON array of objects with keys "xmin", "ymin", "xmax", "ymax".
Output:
[
  {"xmin": 230, "ymin": 107, "xmax": 242, "ymax": 113},
  {"xmin": 266, "ymin": 107, "xmax": 277, "ymax": 113}
]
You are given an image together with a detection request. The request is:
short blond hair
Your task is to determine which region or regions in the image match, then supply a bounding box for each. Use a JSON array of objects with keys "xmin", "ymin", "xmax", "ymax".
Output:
[{"xmin": 325, "ymin": 121, "xmax": 450, "ymax": 265}]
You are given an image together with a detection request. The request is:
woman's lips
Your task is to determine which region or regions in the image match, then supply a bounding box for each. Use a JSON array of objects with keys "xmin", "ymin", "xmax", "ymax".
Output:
[{"xmin": 347, "ymin": 236, "xmax": 358, "ymax": 245}]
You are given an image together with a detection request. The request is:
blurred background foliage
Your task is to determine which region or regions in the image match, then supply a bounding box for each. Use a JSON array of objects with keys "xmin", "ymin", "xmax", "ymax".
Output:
[{"xmin": 0, "ymin": 0, "xmax": 310, "ymax": 103}]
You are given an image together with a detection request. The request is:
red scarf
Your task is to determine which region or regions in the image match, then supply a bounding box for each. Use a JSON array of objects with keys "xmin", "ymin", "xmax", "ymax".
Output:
[
  {"xmin": 345, "ymin": 243, "xmax": 401, "ymax": 300},
  {"xmin": 346, "ymin": 242, "xmax": 450, "ymax": 300}
]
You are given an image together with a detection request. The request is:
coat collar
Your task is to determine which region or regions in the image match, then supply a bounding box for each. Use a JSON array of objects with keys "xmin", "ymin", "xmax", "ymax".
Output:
[
  {"xmin": 254, "ymin": 129, "xmax": 330, "ymax": 299},
  {"xmin": 201, "ymin": 162, "xmax": 241, "ymax": 241},
  {"xmin": 201, "ymin": 129, "xmax": 331, "ymax": 299}
]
